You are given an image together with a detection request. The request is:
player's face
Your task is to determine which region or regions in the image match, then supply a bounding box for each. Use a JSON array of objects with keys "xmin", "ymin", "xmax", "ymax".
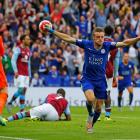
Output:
[
  {"xmin": 93, "ymin": 32, "xmax": 105, "ymax": 47},
  {"xmin": 123, "ymin": 54, "xmax": 129, "ymax": 63},
  {"xmin": 23, "ymin": 36, "xmax": 31, "ymax": 47}
]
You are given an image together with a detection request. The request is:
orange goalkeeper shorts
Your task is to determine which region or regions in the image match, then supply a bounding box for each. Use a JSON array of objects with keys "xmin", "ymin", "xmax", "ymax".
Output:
[{"xmin": 0, "ymin": 57, "xmax": 8, "ymax": 88}]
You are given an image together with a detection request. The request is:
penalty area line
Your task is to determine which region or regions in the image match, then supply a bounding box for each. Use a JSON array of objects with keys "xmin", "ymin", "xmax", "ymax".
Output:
[{"xmin": 0, "ymin": 136, "xmax": 34, "ymax": 140}]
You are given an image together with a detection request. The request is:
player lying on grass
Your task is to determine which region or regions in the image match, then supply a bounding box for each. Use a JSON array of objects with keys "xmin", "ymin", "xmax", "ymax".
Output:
[{"xmin": 2, "ymin": 88, "xmax": 71, "ymax": 125}]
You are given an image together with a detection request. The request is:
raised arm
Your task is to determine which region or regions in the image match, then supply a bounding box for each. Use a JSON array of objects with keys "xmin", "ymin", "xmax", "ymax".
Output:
[
  {"xmin": 116, "ymin": 36, "xmax": 140, "ymax": 48},
  {"xmin": 45, "ymin": 26, "xmax": 76, "ymax": 44}
]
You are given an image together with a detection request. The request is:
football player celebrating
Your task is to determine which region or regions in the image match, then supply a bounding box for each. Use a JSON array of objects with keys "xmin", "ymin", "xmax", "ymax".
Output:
[{"xmin": 41, "ymin": 20, "xmax": 140, "ymax": 133}]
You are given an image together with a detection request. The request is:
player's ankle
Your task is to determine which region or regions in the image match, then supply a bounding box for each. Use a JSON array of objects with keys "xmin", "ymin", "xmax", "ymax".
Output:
[
  {"xmin": 105, "ymin": 116, "xmax": 110, "ymax": 118},
  {"xmin": 8, "ymin": 102, "xmax": 12, "ymax": 105}
]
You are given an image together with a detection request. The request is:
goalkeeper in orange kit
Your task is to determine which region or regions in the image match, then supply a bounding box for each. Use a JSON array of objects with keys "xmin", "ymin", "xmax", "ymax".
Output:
[{"xmin": 0, "ymin": 36, "xmax": 8, "ymax": 126}]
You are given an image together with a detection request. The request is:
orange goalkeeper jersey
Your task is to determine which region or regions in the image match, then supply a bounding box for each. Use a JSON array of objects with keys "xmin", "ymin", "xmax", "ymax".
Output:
[{"xmin": 0, "ymin": 36, "xmax": 8, "ymax": 88}]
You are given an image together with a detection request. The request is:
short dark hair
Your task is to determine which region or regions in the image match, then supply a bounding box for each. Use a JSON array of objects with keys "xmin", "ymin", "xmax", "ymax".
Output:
[
  {"xmin": 20, "ymin": 34, "xmax": 27, "ymax": 41},
  {"xmin": 94, "ymin": 27, "xmax": 104, "ymax": 34},
  {"xmin": 104, "ymin": 25, "xmax": 114, "ymax": 36},
  {"xmin": 57, "ymin": 88, "xmax": 66, "ymax": 97}
]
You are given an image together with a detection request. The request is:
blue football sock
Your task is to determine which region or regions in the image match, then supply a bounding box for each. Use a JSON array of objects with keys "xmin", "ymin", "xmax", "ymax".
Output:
[
  {"xmin": 118, "ymin": 96, "xmax": 122, "ymax": 107},
  {"xmin": 129, "ymin": 93, "xmax": 133, "ymax": 106},
  {"xmin": 9, "ymin": 88, "xmax": 23, "ymax": 104},
  {"xmin": 86, "ymin": 101, "xmax": 94, "ymax": 116},
  {"xmin": 92, "ymin": 111, "xmax": 101, "ymax": 126},
  {"xmin": 7, "ymin": 116, "xmax": 14, "ymax": 122}
]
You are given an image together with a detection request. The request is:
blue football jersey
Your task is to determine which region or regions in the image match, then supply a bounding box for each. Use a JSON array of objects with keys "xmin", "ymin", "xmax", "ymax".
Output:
[
  {"xmin": 118, "ymin": 61, "xmax": 134, "ymax": 82},
  {"xmin": 76, "ymin": 39, "xmax": 116, "ymax": 81}
]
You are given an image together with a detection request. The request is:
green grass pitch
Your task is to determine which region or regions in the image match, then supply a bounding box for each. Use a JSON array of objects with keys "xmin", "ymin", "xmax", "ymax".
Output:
[{"xmin": 0, "ymin": 107, "xmax": 140, "ymax": 140}]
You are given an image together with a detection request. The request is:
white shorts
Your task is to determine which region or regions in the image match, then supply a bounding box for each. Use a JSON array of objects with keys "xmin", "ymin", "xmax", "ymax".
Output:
[
  {"xmin": 106, "ymin": 78, "xmax": 113, "ymax": 91},
  {"xmin": 30, "ymin": 103, "xmax": 59, "ymax": 121},
  {"xmin": 14, "ymin": 75, "xmax": 29, "ymax": 88}
]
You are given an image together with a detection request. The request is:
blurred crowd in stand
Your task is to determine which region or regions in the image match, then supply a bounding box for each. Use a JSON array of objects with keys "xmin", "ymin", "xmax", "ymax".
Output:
[{"xmin": 0, "ymin": 0, "xmax": 140, "ymax": 87}]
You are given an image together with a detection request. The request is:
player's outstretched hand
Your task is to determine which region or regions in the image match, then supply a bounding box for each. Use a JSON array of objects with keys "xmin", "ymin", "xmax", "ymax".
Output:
[{"xmin": 45, "ymin": 25, "xmax": 54, "ymax": 33}]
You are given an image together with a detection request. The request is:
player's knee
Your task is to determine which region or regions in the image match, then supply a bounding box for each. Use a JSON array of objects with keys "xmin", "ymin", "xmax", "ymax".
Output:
[
  {"xmin": 87, "ymin": 97, "xmax": 95, "ymax": 104},
  {"xmin": 86, "ymin": 94, "xmax": 95, "ymax": 103},
  {"xmin": 128, "ymin": 88, "xmax": 133, "ymax": 93}
]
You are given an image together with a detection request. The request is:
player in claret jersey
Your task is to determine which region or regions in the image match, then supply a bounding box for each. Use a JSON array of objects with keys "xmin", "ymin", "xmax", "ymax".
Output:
[
  {"xmin": 103, "ymin": 25, "xmax": 120, "ymax": 120},
  {"xmin": 7, "ymin": 34, "xmax": 31, "ymax": 112},
  {"xmin": 44, "ymin": 22, "xmax": 140, "ymax": 133},
  {"xmin": 6, "ymin": 88, "xmax": 71, "ymax": 123}
]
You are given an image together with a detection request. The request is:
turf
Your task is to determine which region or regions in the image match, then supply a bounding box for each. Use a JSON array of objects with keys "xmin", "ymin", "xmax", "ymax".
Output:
[{"xmin": 0, "ymin": 107, "xmax": 140, "ymax": 140}]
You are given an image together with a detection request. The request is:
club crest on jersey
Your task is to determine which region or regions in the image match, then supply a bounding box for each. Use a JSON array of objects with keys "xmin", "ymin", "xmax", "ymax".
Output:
[
  {"xmin": 129, "ymin": 65, "xmax": 132, "ymax": 68},
  {"xmin": 111, "ymin": 42, "xmax": 116, "ymax": 46},
  {"xmin": 101, "ymin": 49, "xmax": 105, "ymax": 54},
  {"xmin": 77, "ymin": 39, "xmax": 82, "ymax": 42}
]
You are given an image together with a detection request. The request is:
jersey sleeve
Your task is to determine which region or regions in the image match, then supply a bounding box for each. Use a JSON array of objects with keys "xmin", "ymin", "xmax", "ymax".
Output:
[
  {"xmin": 64, "ymin": 102, "xmax": 71, "ymax": 115},
  {"xmin": 11, "ymin": 47, "xmax": 20, "ymax": 73},
  {"xmin": 76, "ymin": 39, "xmax": 89, "ymax": 49},
  {"xmin": 104, "ymin": 41, "xmax": 117, "ymax": 51},
  {"xmin": 0, "ymin": 36, "xmax": 4, "ymax": 56}
]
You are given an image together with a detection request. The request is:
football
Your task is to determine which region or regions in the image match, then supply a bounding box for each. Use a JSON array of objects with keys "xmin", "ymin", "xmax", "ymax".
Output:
[{"xmin": 39, "ymin": 20, "xmax": 52, "ymax": 33}]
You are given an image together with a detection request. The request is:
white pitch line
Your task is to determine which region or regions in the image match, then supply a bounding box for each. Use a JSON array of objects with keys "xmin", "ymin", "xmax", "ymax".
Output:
[
  {"xmin": 0, "ymin": 136, "xmax": 34, "ymax": 140},
  {"xmin": 112, "ymin": 139, "xmax": 140, "ymax": 140},
  {"xmin": 113, "ymin": 116, "xmax": 139, "ymax": 120},
  {"xmin": 72, "ymin": 114, "xmax": 139, "ymax": 119}
]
